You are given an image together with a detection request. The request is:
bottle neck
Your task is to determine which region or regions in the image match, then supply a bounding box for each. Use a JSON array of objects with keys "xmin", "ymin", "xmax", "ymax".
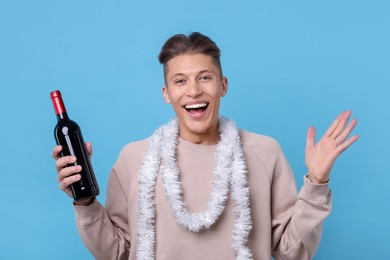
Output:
[{"xmin": 56, "ymin": 112, "xmax": 69, "ymax": 121}]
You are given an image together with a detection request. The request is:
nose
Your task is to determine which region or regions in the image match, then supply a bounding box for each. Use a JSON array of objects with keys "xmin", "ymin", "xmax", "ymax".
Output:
[{"xmin": 187, "ymin": 81, "xmax": 202, "ymax": 97}]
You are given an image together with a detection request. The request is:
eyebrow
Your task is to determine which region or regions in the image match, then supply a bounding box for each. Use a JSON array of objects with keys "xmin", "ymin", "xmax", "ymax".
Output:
[
  {"xmin": 169, "ymin": 70, "xmax": 215, "ymax": 80},
  {"xmin": 198, "ymin": 69, "xmax": 214, "ymax": 75}
]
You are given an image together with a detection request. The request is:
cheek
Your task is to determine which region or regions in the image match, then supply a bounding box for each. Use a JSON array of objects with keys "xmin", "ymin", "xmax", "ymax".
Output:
[
  {"xmin": 169, "ymin": 92, "xmax": 179, "ymax": 103},
  {"xmin": 212, "ymin": 89, "xmax": 223, "ymax": 102},
  {"xmin": 165, "ymin": 89, "xmax": 179, "ymax": 103},
  {"xmin": 168, "ymin": 93, "xmax": 183, "ymax": 109}
]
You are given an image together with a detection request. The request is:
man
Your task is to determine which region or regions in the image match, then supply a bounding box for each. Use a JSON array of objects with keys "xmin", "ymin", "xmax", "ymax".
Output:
[{"xmin": 52, "ymin": 32, "xmax": 358, "ymax": 259}]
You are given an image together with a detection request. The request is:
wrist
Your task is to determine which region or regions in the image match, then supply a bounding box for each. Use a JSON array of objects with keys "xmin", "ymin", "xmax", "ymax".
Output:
[
  {"xmin": 73, "ymin": 197, "xmax": 94, "ymax": 206},
  {"xmin": 307, "ymin": 172, "xmax": 329, "ymax": 184}
]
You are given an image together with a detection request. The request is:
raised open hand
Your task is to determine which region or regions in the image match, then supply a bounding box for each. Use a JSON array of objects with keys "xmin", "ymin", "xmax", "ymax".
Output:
[{"xmin": 305, "ymin": 110, "xmax": 359, "ymax": 184}]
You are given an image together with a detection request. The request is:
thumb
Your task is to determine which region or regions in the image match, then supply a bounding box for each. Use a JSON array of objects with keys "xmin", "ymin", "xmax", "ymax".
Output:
[
  {"xmin": 306, "ymin": 126, "xmax": 315, "ymax": 150},
  {"xmin": 85, "ymin": 142, "xmax": 93, "ymax": 157}
]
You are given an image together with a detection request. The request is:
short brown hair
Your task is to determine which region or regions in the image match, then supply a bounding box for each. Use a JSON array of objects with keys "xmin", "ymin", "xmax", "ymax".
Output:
[{"xmin": 158, "ymin": 32, "xmax": 222, "ymax": 79}]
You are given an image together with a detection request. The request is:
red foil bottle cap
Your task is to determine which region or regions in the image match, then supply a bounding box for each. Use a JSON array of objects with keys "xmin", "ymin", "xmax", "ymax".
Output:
[{"xmin": 50, "ymin": 90, "xmax": 67, "ymax": 115}]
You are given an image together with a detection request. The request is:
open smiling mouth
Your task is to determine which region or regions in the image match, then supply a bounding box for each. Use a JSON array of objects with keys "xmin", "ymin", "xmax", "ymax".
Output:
[{"xmin": 184, "ymin": 102, "xmax": 209, "ymax": 114}]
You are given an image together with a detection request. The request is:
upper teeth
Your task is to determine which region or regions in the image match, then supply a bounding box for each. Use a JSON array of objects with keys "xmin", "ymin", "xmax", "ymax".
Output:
[{"xmin": 185, "ymin": 103, "xmax": 208, "ymax": 109}]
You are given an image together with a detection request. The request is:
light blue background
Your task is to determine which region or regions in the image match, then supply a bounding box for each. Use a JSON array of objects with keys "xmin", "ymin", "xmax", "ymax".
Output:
[{"xmin": 0, "ymin": 1, "xmax": 389, "ymax": 259}]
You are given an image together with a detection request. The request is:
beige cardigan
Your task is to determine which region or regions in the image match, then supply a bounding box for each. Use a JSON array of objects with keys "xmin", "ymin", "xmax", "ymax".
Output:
[{"xmin": 75, "ymin": 130, "xmax": 331, "ymax": 259}]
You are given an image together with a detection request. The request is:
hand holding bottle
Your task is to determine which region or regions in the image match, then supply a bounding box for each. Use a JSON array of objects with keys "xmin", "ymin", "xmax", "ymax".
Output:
[{"xmin": 52, "ymin": 142, "xmax": 94, "ymax": 206}]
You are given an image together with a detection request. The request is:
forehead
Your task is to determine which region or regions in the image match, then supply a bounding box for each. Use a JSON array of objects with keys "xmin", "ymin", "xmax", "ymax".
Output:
[{"xmin": 165, "ymin": 54, "xmax": 219, "ymax": 78}]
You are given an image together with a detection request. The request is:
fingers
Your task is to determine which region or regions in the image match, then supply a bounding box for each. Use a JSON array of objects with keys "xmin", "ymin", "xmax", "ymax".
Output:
[
  {"xmin": 85, "ymin": 142, "xmax": 93, "ymax": 157},
  {"xmin": 59, "ymin": 173, "xmax": 81, "ymax": 192},
  {"xmin": 52, "ymin": 144, "xmax": 89, "ymax": 198},
  {"xmin": 55, "ymin": 155, "xmax": 77, "ymax": 173},
  {"xmin": 325, "ymin": 113, "xmax": 342, "ymax": 137},
  {"xmin": 52, "ymin": 145, "xmax": 62, "ymax": 160},
  {"xmin": 335, "ymin": 118, "xmax": 358, "ymax": 146},
  {"xmin": 53, "ymin": 145, "xmax": 76, "ymax": 173},
  {"xmin": 329, "ymin": 110, "xmax": 352, "ymax": 139},
  {"xmin": 330, "ymin": 111, "xmax": 358, "ymax": 155},
  {"xmin": 336, "ymin": 134, "xmax": 359, "ymax": 154},
  {"xmin": 58, "ymin": 164, "xmax": 82, "ymax": 192},
  {"xmin": 306, "ymin": 126, "xmax": 316, "ymax": 149},
  {"xmin": 58, "ymin": 164, "xmax": 81, "ymax": 181}
]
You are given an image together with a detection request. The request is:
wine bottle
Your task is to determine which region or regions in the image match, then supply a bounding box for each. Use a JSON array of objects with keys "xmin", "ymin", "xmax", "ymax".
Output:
[{"xmin": 50, "ymin": 90, "xmax": 99, "ymax": 201}]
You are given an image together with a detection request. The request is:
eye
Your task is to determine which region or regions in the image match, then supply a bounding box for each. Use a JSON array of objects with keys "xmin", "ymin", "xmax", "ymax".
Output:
[
  {"xmin": 199, "ymin": 75, "xmax": 212, "ymax": 81},
  {"xmin": 174, "ymin": 79, "xmax": 186, "ymax": 85}
]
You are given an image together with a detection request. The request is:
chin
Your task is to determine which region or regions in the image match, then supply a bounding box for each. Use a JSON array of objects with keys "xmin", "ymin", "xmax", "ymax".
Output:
[
  {"xmin": 186, "ymin": 121, "xmax": 211, "ymax": 133},
  {"xmin": 188, "ymin": 116, "xmax": 219, "ymax": 133}
]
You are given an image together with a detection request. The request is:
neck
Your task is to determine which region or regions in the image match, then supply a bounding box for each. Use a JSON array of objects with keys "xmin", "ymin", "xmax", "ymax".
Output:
[{"xmin": 179, "ymin": 126, "xmax": 220, "ymax": 145}]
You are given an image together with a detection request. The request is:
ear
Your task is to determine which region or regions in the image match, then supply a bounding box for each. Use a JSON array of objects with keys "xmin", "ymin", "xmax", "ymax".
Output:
[
  {"xmin": 162, "ymin": 86, "xmax": 171, "ymax": 104},
  {"xmin": 221, "ymin": 77, "xmax": 228, "ymax": 97}
]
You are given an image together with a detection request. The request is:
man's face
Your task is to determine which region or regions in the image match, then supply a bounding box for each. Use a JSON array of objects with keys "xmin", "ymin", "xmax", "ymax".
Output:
[{"xmin": 162, "ymin": 53, "xmax": 228, "ymax": 144}]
